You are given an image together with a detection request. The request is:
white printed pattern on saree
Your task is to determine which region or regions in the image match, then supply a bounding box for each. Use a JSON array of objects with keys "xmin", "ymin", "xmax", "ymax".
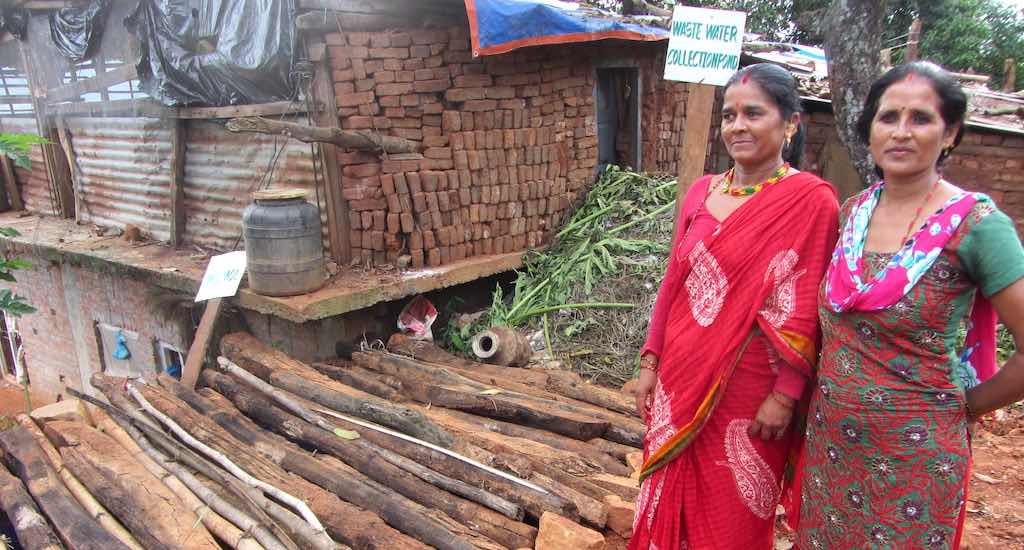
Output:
[
  {"xmin": 685, "ymin": 241, "xmax": 729, "ymax": 327},
  {"xmin": 760, "ymin": 249, "xmax": 805, "ymax": 328},
  {"xmin": 717, "ymin": 419, "xmax": 779, "ymax": 520}
]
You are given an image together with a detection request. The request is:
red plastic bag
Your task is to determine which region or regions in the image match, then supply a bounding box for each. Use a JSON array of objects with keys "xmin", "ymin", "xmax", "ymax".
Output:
[{"xmin": 397, "ymin": 296, "xmax": 438, "ymax": 341}]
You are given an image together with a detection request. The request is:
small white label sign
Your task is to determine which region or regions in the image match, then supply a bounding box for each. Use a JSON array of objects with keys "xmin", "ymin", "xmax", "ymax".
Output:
[
  {"xmin": 663, "ymin": 6, "xmax": 746, "ymax": 86},
  {"xmin": 195, "ymin": 251, "xmax": 247, "ymax": 302}
]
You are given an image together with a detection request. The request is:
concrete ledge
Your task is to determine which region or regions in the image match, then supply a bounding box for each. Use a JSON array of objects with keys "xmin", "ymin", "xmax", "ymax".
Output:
[{"xmin": 0, "ymin": 212, "xmax": 526, "ymax": 323}]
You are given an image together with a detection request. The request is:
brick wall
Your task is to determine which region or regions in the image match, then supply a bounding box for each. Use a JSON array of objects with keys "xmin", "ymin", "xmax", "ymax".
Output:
[
  {"xmin": 7, "ymin": 261, "xmax": 188, "ymax": 402},
  {"xmin": 325, "ymin": 27, "xmax": 688, "ymax": 267},
  {"xmin": 5, "ymin": 264, "xmax": 77, "ymax": 402},
  {"xmin": 944, "ymin": 130, "xmax": 1024, "ymax": 232}
]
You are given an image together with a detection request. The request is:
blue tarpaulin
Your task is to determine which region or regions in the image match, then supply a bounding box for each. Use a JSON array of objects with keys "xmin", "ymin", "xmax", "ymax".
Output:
[{"xmin": 465, "ymin": 0, "xmax": 669, "ymax": 57}]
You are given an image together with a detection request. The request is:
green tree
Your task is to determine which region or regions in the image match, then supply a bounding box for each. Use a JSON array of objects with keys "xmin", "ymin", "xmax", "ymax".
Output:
[{"xmin": 0, "ymin": 133, "xmax": 45, "ymax": 317}]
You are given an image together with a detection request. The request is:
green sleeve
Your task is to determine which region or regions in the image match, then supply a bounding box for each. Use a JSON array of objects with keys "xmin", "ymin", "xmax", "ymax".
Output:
[{"xmin": 957, "ymin": 205, "xmax": 1024, "ymax": 298}]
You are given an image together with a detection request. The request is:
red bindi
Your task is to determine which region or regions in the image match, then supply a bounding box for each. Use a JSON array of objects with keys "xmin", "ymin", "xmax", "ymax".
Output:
[{"xmin": 741, "ymin": 73, "xmax": 751, "ymax": 84}]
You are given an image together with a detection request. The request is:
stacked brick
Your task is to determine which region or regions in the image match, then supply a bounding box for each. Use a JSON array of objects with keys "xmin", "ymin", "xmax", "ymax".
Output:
[
  {"xmin": 325, "ymin": 29, "xmax": 652, "ymax": 267},
  {"xmin": 641, "ymin": 70, "xmax": 689, "ymax": 174}
]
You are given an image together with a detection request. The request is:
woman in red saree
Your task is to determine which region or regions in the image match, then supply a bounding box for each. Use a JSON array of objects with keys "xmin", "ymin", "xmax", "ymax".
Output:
[{"xmin": 629, "ymin": 64, "xmax": 839, "ymax": 550}]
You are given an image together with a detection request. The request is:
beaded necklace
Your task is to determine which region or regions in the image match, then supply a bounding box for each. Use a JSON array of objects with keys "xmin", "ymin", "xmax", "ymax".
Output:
[{"xmin": 719, "ymin": 163, "xmax": 790, "ymax": 196}]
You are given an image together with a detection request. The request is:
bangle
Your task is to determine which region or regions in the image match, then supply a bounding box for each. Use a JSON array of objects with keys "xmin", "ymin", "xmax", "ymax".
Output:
[{"xmin": 639, "ymin": 356, "xmax": 658, "ymax": 372}]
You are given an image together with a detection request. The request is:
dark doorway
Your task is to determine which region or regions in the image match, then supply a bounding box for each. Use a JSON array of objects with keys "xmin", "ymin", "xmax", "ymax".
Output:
[{"xmin": 596, "ymin": 68, "xmax": 640, "ymax": 170}]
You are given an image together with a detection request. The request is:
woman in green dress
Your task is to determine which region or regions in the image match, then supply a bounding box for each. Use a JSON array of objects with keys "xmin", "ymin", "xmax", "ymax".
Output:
[{"xmin": 797, "ymin": 61, "xmax": 1024, "ymax": 549}]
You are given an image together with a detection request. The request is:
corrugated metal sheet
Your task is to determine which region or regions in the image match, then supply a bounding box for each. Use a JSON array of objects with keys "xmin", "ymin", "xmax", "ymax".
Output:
[
  {"xmin": 0, "ymin": 117, "xmax": 57, "ymax": 216},
  {"xmin": 183, "ymin": 118, "xmax": 328, "ymax": 252},
  {"xmin": 65, "ymin": 117, "xmax": 172, "ymax": 241}
]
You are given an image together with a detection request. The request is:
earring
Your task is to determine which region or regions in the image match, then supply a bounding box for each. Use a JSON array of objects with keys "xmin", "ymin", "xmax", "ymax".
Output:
[{"xmin": 784, "ymin": 136, "xmax": 791, "ymax": 150}]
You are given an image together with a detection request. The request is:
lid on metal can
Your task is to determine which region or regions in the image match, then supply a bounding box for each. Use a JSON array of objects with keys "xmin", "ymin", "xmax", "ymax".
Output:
[{"xmin": 253, "ymin": 188, "xmax": 309, "ymax": 201}]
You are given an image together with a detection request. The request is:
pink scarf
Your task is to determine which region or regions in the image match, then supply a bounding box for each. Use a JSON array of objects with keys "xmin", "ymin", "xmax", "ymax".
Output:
[{"xmin": 824, "ymin": 181, "xmax": 997, "ymax": 385}]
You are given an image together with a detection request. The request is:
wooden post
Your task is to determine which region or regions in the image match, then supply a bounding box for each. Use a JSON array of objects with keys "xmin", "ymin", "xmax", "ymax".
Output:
[
  {"xmin": 309, "ymin": 43, "xmax": 351, "ymax": 264},
  {"xmin": 19, "ymin": 43, "xmax": 74, "ymax": 219},
  {"xmin": 905, "ymin": 18, "xmax": 921, "ymax": 62},
  {"xmin": 880, "ymin": 48, "xmax": 892, "ymax": 70},
  {"xmin": 0, "ymin": 155, "xmax": 23, "ymax": 211},
  {"xmin": 53, "ymin": 117, "xmax": 83, "ymax": 221},
  {"xmin": 180, "ymin": 297, "xmax": 223, "ymax": 390},
  {"xmin": 675, "ymin": 83, "xmax": 716, "ymax": 216},
  {"xmin": 1004, "ymin": 58, "xmax": 1016, "ymax": 93},
  {"xmin": 169, "ymin": 119, "xmax": 186, "ymax": 246}
]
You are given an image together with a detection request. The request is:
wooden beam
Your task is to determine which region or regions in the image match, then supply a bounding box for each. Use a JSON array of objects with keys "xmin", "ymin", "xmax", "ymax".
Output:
[
  {"xmin": 180, "ymin": 297, "xmax": 223, "ymax": 390},
  {"xmin": 176, "ymin": 101, "xmax": 308, "ymax": 119},
  {"xmin": 0, "ymin": 155, "xmax": 23, "ymax": 211},
  {"xmin": 16, "ymin": 0, "xmax": 88, "ymax": 9},
  {"xmin": 310, "ymin": 50, "xmax": 350, "ymax": 263},
  {"xmin": 298, "ymin": 0, "xmax": 464, "ymax": 15},
  {"xmin": 169, "ymin": 119, "xmax": 186, "ymax": 246},
  {"xmin": 47, "ymin": 64, "xmax": 137, "ymax": 103},
  {"xmin": 49, "ymin": 99, "xmax": 305, "ymax": 119},
  {"xmin": 48, "ymin": 99, "xmax": 168, "ymax": 118},
  {"xmin": 675, "ymin": 83, "xmax": 716, "ymax": 213},
  {"xmin": 225, "ymin": 116, "xmax": 419, "ymax": 153}
]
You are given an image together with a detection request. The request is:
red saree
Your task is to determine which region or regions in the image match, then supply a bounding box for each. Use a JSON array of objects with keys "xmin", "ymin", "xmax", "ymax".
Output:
[{"xmin": 630, "ymin": 172, "xmax": 838, "ymax": 550}]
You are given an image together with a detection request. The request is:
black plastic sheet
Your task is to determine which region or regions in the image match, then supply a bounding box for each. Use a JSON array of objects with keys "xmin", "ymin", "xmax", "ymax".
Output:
[
  {"xmin": 0, "ymin": 9, "xmax": 28, "ymax": 40},
  {"xmin": 125, "ymin": 0, "xmax": 297, "ymax": 107},
  {"xmin": 50, "ymin": 0, "xmax": 112, "ymax": 62}
]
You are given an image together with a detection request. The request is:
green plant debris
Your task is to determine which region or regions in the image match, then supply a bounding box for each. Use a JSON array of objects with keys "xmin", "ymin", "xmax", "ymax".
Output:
[{"xmin": 442, "ymin": 166, "xmax": 677, "ymax": 386}]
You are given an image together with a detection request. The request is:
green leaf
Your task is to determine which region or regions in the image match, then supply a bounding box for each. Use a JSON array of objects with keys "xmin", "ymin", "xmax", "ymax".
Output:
[
  {"xmin": 0, "ymin": 228, "xmax": 20, "ymax": 237},
  {"xmin": 333, "ymin": 428, "xmax": 360, "ymax": 440}
]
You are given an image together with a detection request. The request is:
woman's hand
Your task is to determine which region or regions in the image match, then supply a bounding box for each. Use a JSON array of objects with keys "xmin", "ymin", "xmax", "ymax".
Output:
[
  {"xmin": 749, "ymin": 392, "xmax": 795, "ymax": 440},
  {"xmin": 634, "ymin": 359, "xmax": 659, "ymax": 419}
]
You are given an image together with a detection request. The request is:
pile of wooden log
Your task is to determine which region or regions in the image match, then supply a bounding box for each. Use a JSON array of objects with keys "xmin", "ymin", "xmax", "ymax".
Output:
[{"xmin": 0, "ymin": 330, "xmax": 643, "ymax": 550}]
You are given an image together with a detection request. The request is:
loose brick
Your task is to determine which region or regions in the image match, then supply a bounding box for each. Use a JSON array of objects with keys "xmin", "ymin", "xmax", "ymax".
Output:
[
  {"xmin": 373, "ymin": 70, "xmax": 396, "ymax": 84},
  {"xmin": 332, "ymin": 68, "xmax": 355, "ymax": 82},
  {"xmin": 342, "ymin": 163, "xmax": 380, "ymax": 178},
  {"xmin": 464, "ymin": 99, "xmax": 498, "ymax": 112},
  {"xmin": 400, "ymin": 212, "xmax": 415, "ymax": 233},
  {"xmin": 377, "ymin": 82, "xmax": 414, "ymax": 96},
  {"xmin": 414, "ymin": 78, "xmax": 450, "ymax": 93},
  {"xmin": 337, "ymin": 91, "xmax": 375, "ymax": 107},
  {"xmin": 395, "ymin": 70, "xmax": 415, "ymax": 82},
  {"xmin": 334, "ymin": 82, "xmax": 355, "ymax": 96},
  {"xmin": 423, "ymin": 230, "xmax": 436, "ymax": 249},
  {"xmin": 400, "ymin": 95, "xmax": 420, "ymax": 107},
  {"xmin": 485, "ymin": 86, "xmax": 515, "ymax": 100},
  {"xmin": 427, "ymin": 248, "xmax": 441, "ymax": 266},
  {"xmin": 369, "ymin": 47, "xmax": 410, "ymax": 59},
  {"xmin": 329, "ymin": 45, "xmax": 368, "ymax": 60},
  {"xmin": 390, "ymin": 32, "xmax": 412, "ymax": 47},
  {"xmin": 410, "ymin": 45, "xmax": 431, "ymax": 58},
  {"xmin": 444, "ymin": 87, "xmax": 485, "ymax": 102},
  {"xmin": 422, "ymin": 135, "xmax": 448, "ymax": 148},
  {"xmin": 350, "ymin": 198, "xmax": 387, "ymax": 211},
  {"xmin": 453, "ymin": 74, "xmax": 492, "ymax": 88},
  {"xmin": 412, "ymin": 193, "xmax": 427, "ymax": 213},
  {"xmin": 358, "ymin": 77, "xmax": 378, "ymax": 91}
]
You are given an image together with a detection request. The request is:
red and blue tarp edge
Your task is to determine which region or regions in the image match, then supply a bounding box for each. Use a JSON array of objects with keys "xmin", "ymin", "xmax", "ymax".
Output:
[{"xmin": 464, "ymin": 0, "xmax": 670, "ymax": 57}]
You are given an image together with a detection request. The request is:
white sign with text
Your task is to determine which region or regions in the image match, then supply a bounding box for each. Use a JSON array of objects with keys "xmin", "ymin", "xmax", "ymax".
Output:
[
  {"xmin": 195, "ymin": 251, "xmax": 247, "ymax": 302},
  {"xmin": 663, "ymin": 6, "xmax": 746, "ymax": 86}
]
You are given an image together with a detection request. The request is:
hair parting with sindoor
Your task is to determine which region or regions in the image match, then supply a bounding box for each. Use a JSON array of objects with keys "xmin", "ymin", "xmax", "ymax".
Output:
[{"xmin": 723, "ymin": 63, "xmax": 806, "ymax": 168}]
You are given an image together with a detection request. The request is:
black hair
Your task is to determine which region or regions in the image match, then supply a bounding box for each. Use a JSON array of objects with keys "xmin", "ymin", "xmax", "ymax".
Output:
[
  {"xmin": 723, "ymin": 63, "xmax": 806, "ymax": 167},
  {"xmin": 856, "ymin": 61, "xmax": 968, "ymax": 174}
]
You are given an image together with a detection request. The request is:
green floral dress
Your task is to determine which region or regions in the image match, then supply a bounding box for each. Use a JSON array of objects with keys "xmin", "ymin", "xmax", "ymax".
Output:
[{"xmin": 798, "ymin": 200, "xmax": 1024, "ymax": 549}]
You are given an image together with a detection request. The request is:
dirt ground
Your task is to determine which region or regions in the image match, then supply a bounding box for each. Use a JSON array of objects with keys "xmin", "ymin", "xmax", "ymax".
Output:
[{"xmin": 963, "ymin": 405, "xmax": 1024, "ymax": 549}]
